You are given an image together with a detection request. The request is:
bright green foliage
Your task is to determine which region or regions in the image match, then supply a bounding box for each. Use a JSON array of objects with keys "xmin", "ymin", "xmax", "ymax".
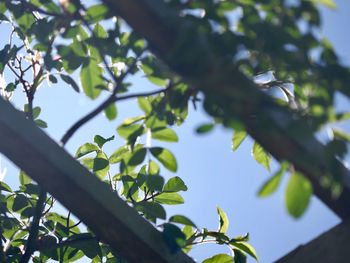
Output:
[
  {"xmin": 150, "ymin": 147, "xmax": 178, "ymax": 172},
  {"xmin": 258, "ymin": 162, "xmax": 288, "ymax": 197},
  {"xmin": 252, "ymin": 142, "xmax": 271, "ymax": 171},
  {"xmin": 80, "ymin": 59, "xmax": 104, "ymax": 99},
  {"xmin": 285, "ymin": 172, "xmax": 313, "ymax": 218},
  {"xmin": 217, "ymin": 207, "xmax": 229, "ymax": 234},
  {"xmin": 232, "ymin": 129, "xmax": 247, "ymax": 151},
  {"xmin": 203, "ymin": 254, "xmax": 234, "ymax": 263}
]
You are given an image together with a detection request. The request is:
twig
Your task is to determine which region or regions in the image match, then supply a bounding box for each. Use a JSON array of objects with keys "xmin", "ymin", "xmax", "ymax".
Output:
[
  {"xmin": 143, "ymin": 191, "xmax": 162, "ymax": 202},
  {"xmin": 60, "ymin": 87, "xmax": 168, "ymax": 145},
  {"xmin": 19, "ymin": 190, "xmax": 46, "ymax": 263}
]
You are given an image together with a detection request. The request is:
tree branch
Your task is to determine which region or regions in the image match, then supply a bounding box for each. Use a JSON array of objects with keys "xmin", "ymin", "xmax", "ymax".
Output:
[{"xmin": 60, "ymin": 87, "xmax": 167, "ymax": 146}]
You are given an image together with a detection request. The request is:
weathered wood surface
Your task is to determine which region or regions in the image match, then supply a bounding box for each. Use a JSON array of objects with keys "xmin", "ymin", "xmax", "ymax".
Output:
[
  {"xmin": 0, "ymin": 98, "xmax": 195, "ymax": 263},
  {"xmin": 101, "ymin": 0, "xmax": 350, "ymax": 219},
  {"xmin": 276, "ymin": 220, "xmax": 350, "ymax": 263}
]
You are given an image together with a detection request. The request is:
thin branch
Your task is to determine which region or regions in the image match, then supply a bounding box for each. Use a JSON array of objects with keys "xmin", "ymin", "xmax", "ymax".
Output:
[
  {"xmin": 60, "ymin": 87, "xmax": 168, "ymax": 145},
  {"xmin": 143, "ymin": 191, "xmax": 162, "ymax": 202},
  {"xmin": 19, "ymin": 190, "xmax": 46, "ymax": 263}
]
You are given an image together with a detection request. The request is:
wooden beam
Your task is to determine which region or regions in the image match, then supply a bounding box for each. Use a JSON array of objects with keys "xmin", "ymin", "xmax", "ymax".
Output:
[
  {"xmin": 101, "ymin": 0, "xmax": 350, "ymax": 219},
  {"xmin": 0, "ymin": 98, "xmax": 195, "ymax": 263},
  {"xmin": 276, "ymin": 220, "xmax": 350, "ymax": 263}
]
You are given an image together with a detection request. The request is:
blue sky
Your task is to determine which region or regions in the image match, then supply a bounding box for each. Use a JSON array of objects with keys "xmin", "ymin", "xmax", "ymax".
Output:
[{"xmin": 1, "ymin": 1, "xmax": 349, "ymax": 262}]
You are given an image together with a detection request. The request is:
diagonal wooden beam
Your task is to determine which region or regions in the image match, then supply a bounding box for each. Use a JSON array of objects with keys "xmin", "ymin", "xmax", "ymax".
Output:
[
  {"xmin": 0, "ymin": 98, "xmax": 195, "ymax": 263},
  {"xmin": 101, "ymin": 0, "xmax": 350, "ymax": 219},
  {"xmin": 275, "ymin": 220, "xmax": 350, "ymax": 263}
]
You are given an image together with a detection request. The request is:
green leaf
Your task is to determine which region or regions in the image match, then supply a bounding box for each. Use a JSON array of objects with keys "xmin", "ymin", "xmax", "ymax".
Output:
[
  {"xmin": 217, "ymin": 207, "xmax": 229, "ymax": 234},
  {"xmin": 19, "ymin": 170, "xmax": 31, "ymax": 185},
  {"xmin": 104, "ymin": 103, "xmax": 117, "ymax": 121},
  {"xmin": 162, "ymin": 223, "xmax": 187, "ymax": 252},
  {"xmin": 70, "ymin": 234, "xmax": 101, "ymax": 259},
  {"xmin": 150, "ymin": 147, "xmax": 177, "ymax": 172},
  {"xmin": 147, "ymin": 75, "xmax": 168, "ymax": 87},
  {"xmin": 80, "ymin": 59, "xmax": 104, "ymax": 99},
  {"xmin": 75, "ymin": 143, "xmax": 99, "ymax": 158},
  {"xmin": 252, "ymin": 142, "xmax": 271, "ymax": 171},
  {"xmin": 35, "ymin": 119, "xmax": 48, "ymax": 128},
  {"xmin": 151, "ymin": 127, "xmax": 178, "ymax": 142},
  {"xmin": 169, "ymin": 215, "xmax": 197, "ymax": 227},
  {"xmin": 233, "ymin": 249, "xmax": 247, "ymax": 263},
  {"xmin": 117, "ymin": 124, "xmax": 144, "ymax": 140},
  {"xmin": 230, "ymin": 242, "xmax": 258, "ymax": 261},
  {"xmin": 48, "ymin": 74, "xmax": 58, "ymax": 84},
  {"xmin": 128, "ymin": 148, "xmax": 147, "ymax": 166},
  {"xmin": 5, "ymin": 83, "xmax": 16, "ymax": 92},
  {"xmin": 12, "ymin": 194, "xmax": 29, "ymax": 211},
  {"xmin": 138, "ymin": 97, "xmax": 152, "ymax": 114},
  {"xmin": 232, "ymin": 130, "xmax": 247, "ymax": 151},
  {"xmin": 109, "ymin": 146, "xmax": 129, "ymax": 164},
  {"xmin": 135, "ymin": 201, "xmax": 166, "ymax": 219},
  {"xmin": 146, "ymin": 175, "xmax": 164, "ymax": 192},
  {"xmin": 85, "ymin": 4, "xmax": 113, "ymax": 23},
  {"xmin": 81, "ymin": 157, "xmax": 94, "ymax": 170},
  {"xmin": 93, "ymin": 23, "xmax": 107, "ymax": 38},
  {"xmin": 122, "ymin": 116, "xmax": 145, "ymax": 126},
  {"xmin": 196, "ymin": 123, "xmax": 214, "ymax": 134},
  {"xmin": 285, "ymin": 172, "xmax": 313, "ymax": 218},
  {"xmin": 32, "ymin": 107, "xmax": 41, "ymax": 119},
  {"xmin": 163, "ymin": 176, "xmax": 187, "ymax": 192},
  {"xmin": 203, "ymin": 254, "xmax": 234, "ymax": 263},
  {"xmin": 61, "ymin": 74, "xmax": 80, "ymax": 93},
  {"xmin": 257, "ymin": 163, "xmax": 288, "ymax": 198},
  {"xmin": 93, "ymin": 152, "xmax": 109, "ymax": 179},
  {"xmin": 154, "ymin": 192, "xmax": 184, "ymax": 205},
  {"xmin": 0, "ymin": 181, "xmax": 12, "ymax": 192},
  {"xmin": 332, "ymin": 128, "xmax": 350, "ymax": 142},
  {"xmin": 94, "ymin": 135, "xmax": 114, "ymax": 148},
  {"xmin": 148, "ymin": 160, "xmax": 160, "ymax": 175}
]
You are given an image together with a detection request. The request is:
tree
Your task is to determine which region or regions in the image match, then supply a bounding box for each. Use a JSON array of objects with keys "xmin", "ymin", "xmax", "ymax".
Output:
[{"xmin": 0, "ymin": 0, "xmax": 349, "ymax": 262}]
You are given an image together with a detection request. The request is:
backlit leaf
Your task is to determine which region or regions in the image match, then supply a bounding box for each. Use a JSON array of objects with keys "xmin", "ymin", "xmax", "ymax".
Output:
[
  {"xmin": 151, "ymin": 127, "xmax": 178, "ymax": 142},
  {"xmin": 285, "ymin": 172, "xmax": 313, "ymax": 218},
  {"xmin": 257, "ymin": 162, "xmax": 288, "ymax": 197},
  {"xmin": 169, "ymin": 215, "xmax": 197, "ymax": 227},
  {"xmin": 104, "ymin": 103, "xmax": 117, "ymax": 121},
  {"xmin": 75, "ymin": 143, "xmax": 99, "ymax": 158},
  {"xmin": 80, "ymin": 59, "xmax": 104, "ymax": 99},
  {"xmin": 150, "ymin": 147, "xmax": 177, "ymax": 172},
  {"xmin": 154, "ymin": 192, "xmax": 184, "ymax": 205},
  {"xmin": 217, "ymin": 207, "xmax": 229, "ymax": 234},
  {"xmin": 252, "ymin": 142, "xmax": 271, "ymax": 171},
  {"xmin": 203, "ymin": 254, "xmax": 234, "ymax": 263},
  {"xmin": 232, "ymin": 130, "xmax": 247, "ymax": 151},
  {"xmin": 230, "ymin": 242, "xmax": 258, "ymax": 261},
  {"xmin": 163, "ymin": 176, "xmax": 187, "ymax": 192}
]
